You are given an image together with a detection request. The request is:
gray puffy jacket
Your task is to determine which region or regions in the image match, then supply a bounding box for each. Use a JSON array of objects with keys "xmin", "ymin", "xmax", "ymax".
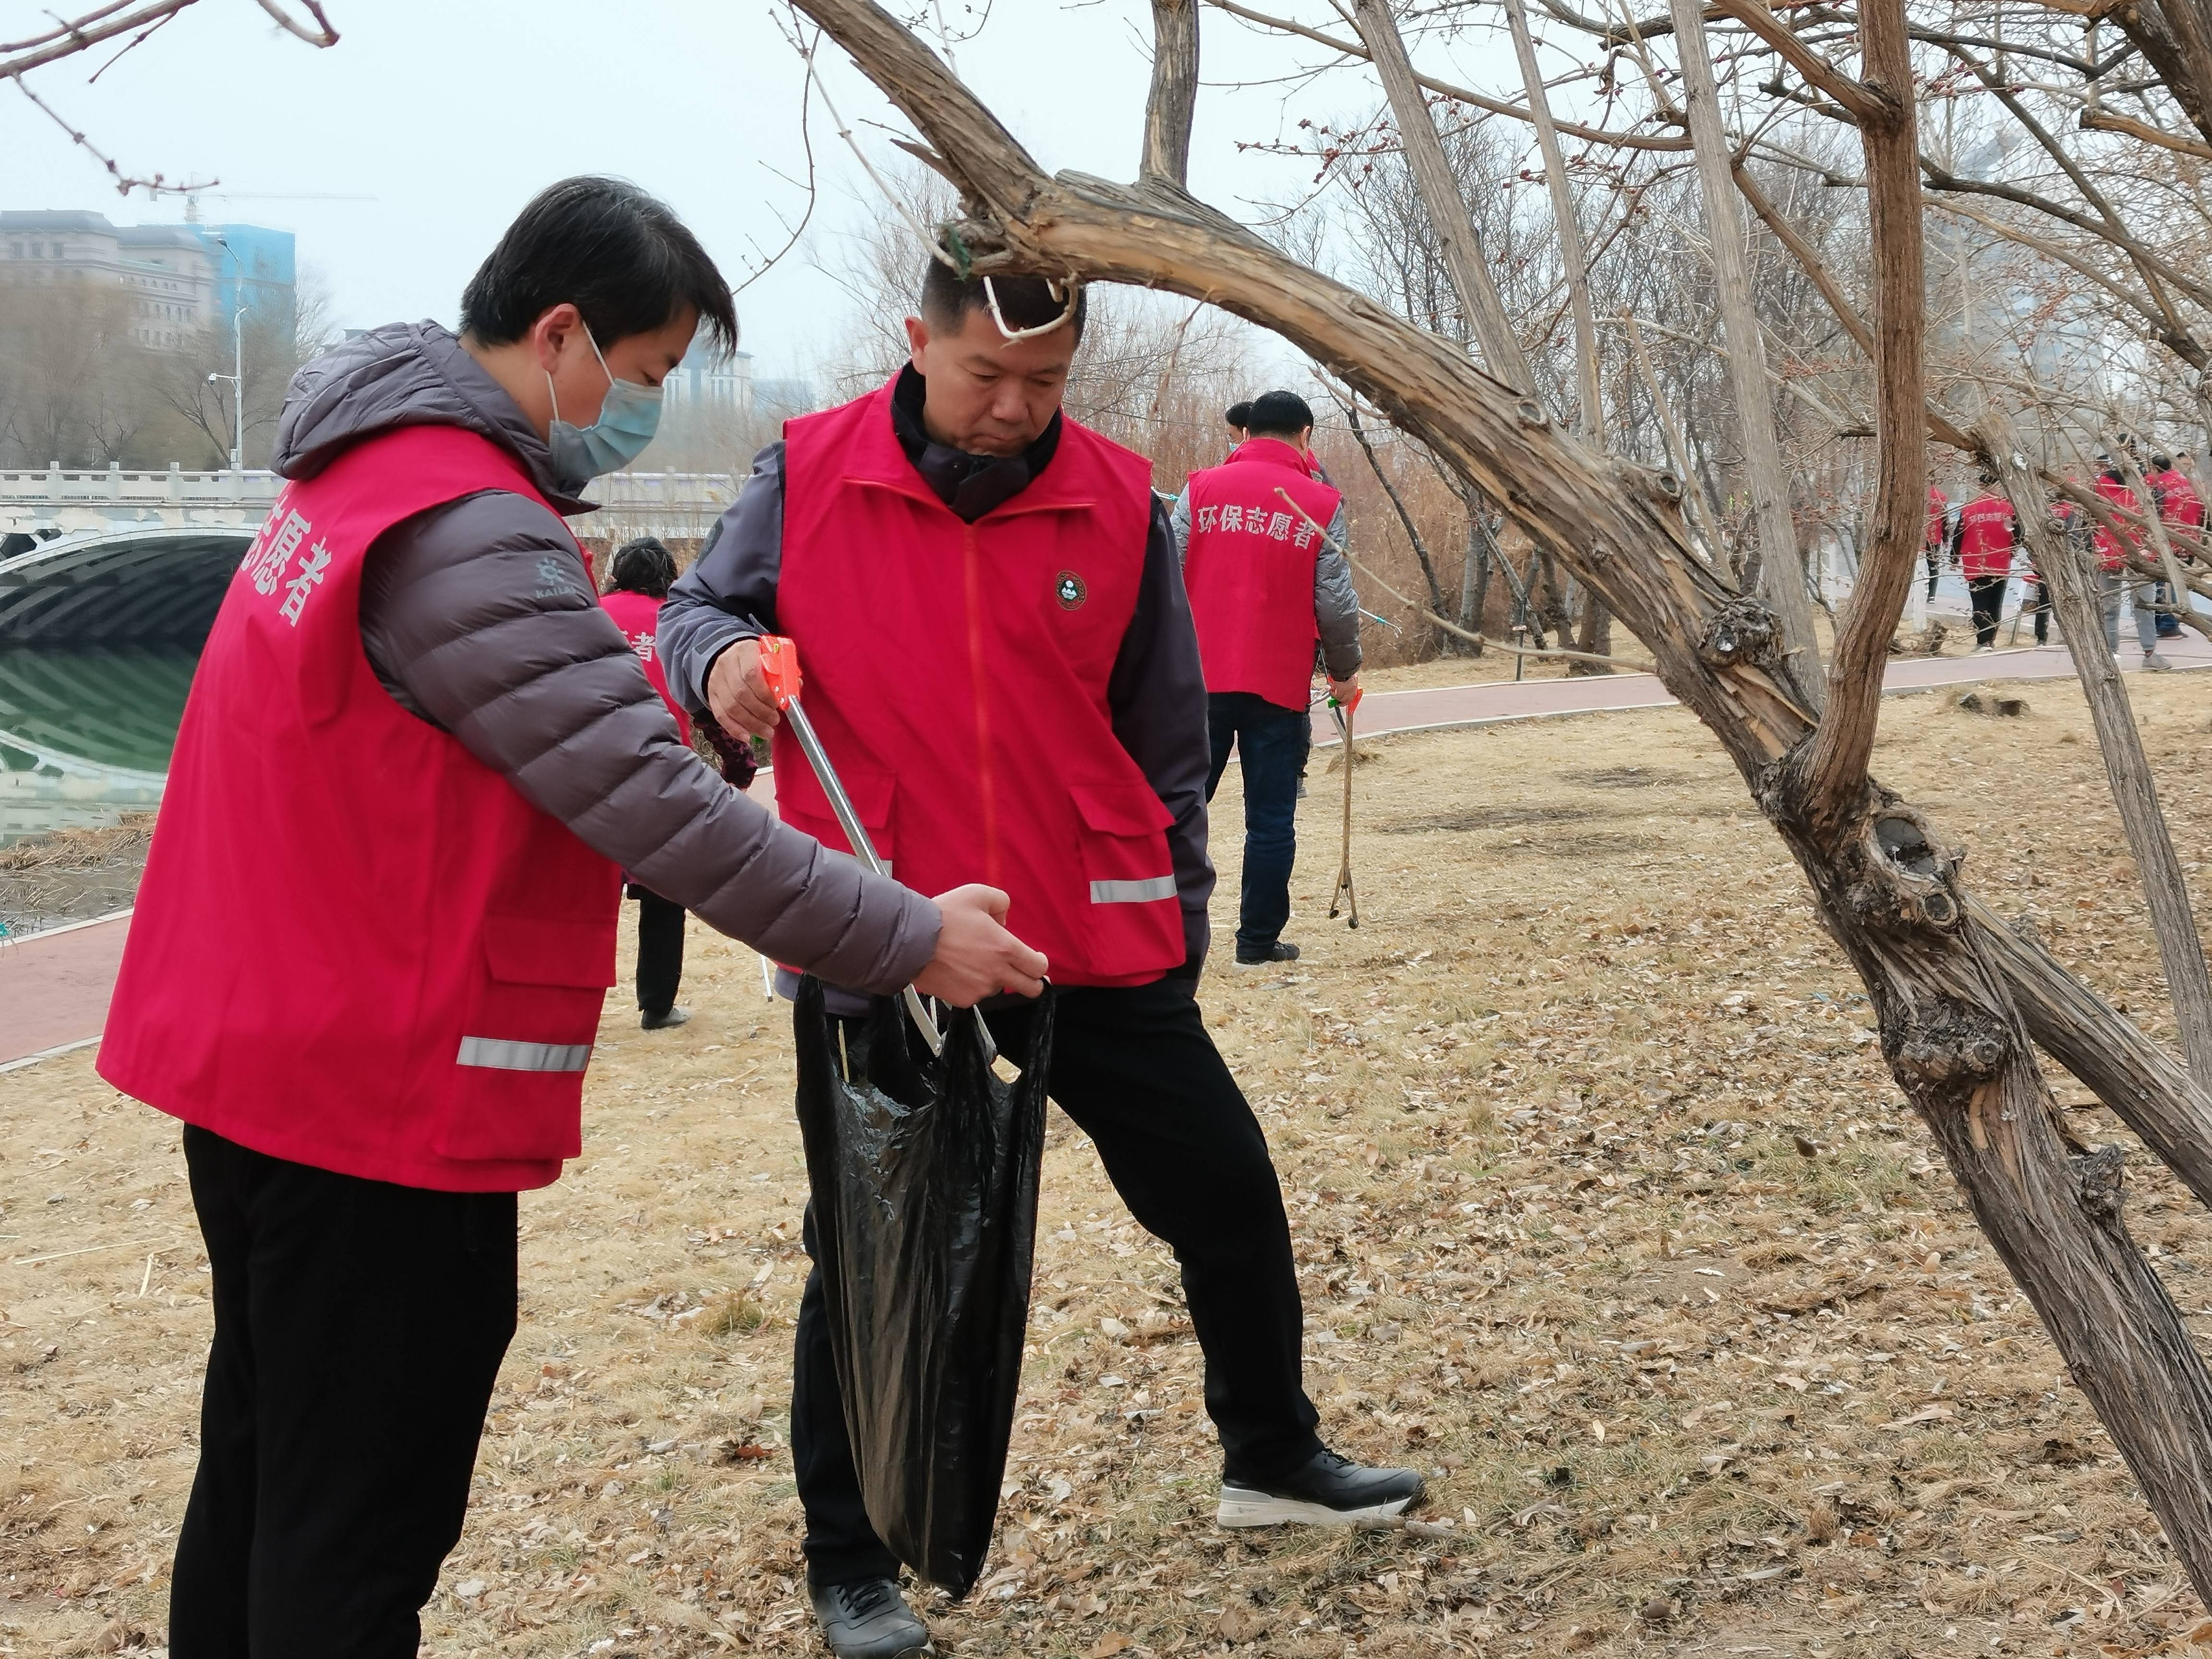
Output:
[{"xmin": 269, "ymin": 322, "xmax": 938, "ymax": 994}]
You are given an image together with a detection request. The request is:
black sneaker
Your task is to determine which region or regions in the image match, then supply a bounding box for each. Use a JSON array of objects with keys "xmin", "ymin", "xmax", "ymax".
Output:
[
  {"xmin": 807, "ymin": 1577, "xmax": 932, "ymax": 1658},
  {"xmin": 1235, "ymin": 941, "xmax": 1301, "ymax": 966},
  {"xmin": 1217, "ymin": 1448, "xmax": 1425, "ymax": 1527},
  {"xmin": 641, "ymin": 1005, "xmax": 691, "ymax": 1031}
]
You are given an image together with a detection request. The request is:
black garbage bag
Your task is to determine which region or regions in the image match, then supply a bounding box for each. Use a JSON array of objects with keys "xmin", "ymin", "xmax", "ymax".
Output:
[{"xmin": 792, "ymin": 976, "xmax": 1056, "ymax": 1597}]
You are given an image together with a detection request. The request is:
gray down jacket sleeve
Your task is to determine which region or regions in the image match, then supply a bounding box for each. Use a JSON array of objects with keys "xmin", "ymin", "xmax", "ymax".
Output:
[
  {"xmin": 357, "ymin": 488, "xmax": 940, "ymax": 993},
  {"xmin": 1315, "ymin": 501, "xmax": 1363, "ymax": 681}
]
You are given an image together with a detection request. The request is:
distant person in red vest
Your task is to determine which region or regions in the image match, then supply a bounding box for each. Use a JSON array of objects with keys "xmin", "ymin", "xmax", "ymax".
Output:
[
  {"xmin": 2093, "ymin": 448, "xmax": 2172, "ymax": 668},
  {"xmin": 1924, "ymin": 477, "xmax": 1951, "ymax": 601},
  {"xmin": 1955, "ymin": 475, "xmax": 2018, "ymax": 653},
  {"xmin": 2148, "ymin": 452, "xmax": 2201, "ymax": 642},
  {"xmin": 601, "ymin": 534, "xmax": 702, "ymax": 1031},
  {"xmin": 1171, "ymin": 389, "xmax": 1361, "ymax": 966},
  {"xmin": 96, "ymin": 179, "xmax": 1041, "ymax": 1658},
  {"xmin": 660, "ymin": 268, "xmax": 1419, "ymax": 1659}
]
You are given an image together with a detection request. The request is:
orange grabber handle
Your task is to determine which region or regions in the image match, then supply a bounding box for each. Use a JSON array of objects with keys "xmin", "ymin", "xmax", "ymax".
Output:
[{"xmin": 756, "ymin": 634, "xmax": 803, "ymax": 711}]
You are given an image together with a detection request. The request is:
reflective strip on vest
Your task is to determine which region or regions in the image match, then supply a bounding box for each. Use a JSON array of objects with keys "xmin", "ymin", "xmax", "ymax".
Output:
[
  {"xmin": 1090, "ymin": 876, "xmax": 1177, "ymax": 904},
  {"xmin": 456, "ymin": 1036, "xmax": 594, "ymax": 1073}
]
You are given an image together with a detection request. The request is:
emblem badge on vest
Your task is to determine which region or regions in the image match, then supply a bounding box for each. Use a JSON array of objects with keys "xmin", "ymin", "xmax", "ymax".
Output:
[{"xmin": 1055, "ymin": 570, "xmax": 1087, "ymax": 610}]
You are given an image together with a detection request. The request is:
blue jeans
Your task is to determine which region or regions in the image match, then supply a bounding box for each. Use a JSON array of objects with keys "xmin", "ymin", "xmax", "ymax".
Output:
[{"xmin": 1205, "ymin": 691, "xmax": 1310, "ymax": 955}]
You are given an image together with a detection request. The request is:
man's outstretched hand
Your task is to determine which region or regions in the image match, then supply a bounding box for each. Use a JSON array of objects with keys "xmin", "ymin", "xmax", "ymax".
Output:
[
  {"xmin": 707, "ymin": 638, "xmax": 781, "ymax": 741},
  {"xmin": 913, "ymin": 884, "xmax": 1048, "ymax": 1006}
]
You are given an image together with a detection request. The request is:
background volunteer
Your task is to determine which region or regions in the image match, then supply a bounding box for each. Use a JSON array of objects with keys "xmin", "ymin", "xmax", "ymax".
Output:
[
  {"xmin": 600, "ymin": 533, "xmax": 713, "ymax": 1032},
  {"xmin": 660, "ymin": 265, "xmax": 1420, "ymax": 1659},
  {"xmin": 96, "ymin": 177, "xmax": 1043, "ymax": 1659},
  {"xmin": 1955, "ymin": 475, "xmax": 2018, "ymax": 653},
  {"xmin": 1170, "ymin": 389, "xmax": 1362, "ymax": 967}
]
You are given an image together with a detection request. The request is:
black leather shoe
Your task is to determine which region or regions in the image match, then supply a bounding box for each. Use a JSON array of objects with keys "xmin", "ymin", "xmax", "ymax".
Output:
[
  {"xmin": 1217, "ymin": 1449, "xmax": 1425, "ymax": 1527},
  {"xmin": 1234, "ymin": 941, "xmax": 1301, "ymax": 965},
  {"xmin": 808, "ymin": 1577, "xmax": 932, "ymax": 1658}
]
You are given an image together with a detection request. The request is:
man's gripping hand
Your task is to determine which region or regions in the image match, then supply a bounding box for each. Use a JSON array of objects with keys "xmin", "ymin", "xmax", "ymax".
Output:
[
  {"xmin": 707, "ymin": 639, "xmax": 781, "ymax": 741},
  {"xmin": 913, "ymin": 885, "xmax": 1049, "ymax": 1007}
]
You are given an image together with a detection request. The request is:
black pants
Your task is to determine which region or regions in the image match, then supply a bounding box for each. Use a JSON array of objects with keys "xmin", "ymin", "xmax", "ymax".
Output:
[
  {"xmin": 2025, "ymin": 577, "xmax": 2051, "ymax": 644},
  {"xmin": 170, "ymin": 1126, "xmax": 517, "ymax": 1658},
  {"xmin": 634, "ymin": 887, "xmax": 685, "ymax": 1016},
  {"xmin": 1924, "ymin": 545, "xmax": 1942, "ymax": 601},
  {"xmin": 1203, "ymin": 691, "xmax": 1311, "ymax": 955},
  {"xmin": 789, "ymin": 980, "xmax": 1321, "ymax": 1587},
  {"xmin": 1968, "ymin": 575, "xmax": 2008, "ymax": 648}
]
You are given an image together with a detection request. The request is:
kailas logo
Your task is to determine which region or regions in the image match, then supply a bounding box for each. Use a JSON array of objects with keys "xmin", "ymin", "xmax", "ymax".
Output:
[{"xmin": 1055, "ymin": 570, "xmax": 1087, "ymax": 610}]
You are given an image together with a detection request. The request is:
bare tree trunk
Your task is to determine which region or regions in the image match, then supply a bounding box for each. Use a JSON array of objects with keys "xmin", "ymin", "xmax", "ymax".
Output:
[
  {"xmin": 1990, "ymin": 434, "xmax": 2212, "ymax": 1084},
  {"xmin": 1571, "ymin": 592, "xmax": 1614, "ymax": 673},
  {"xmin": 1459, "ymin": 500, "xmax": 1490, "ymax": 648},
  {"xmin": 1666, "ymin": 0, "xmax": 1826, "ymax": 710},
  {"xmin": 1141, "ymin": 0, "xmax": 1198, "ymax": 186},
  {"xmin": 1502, "ymin": 0, "xmax": 1601, "ymax": 435},
  {"xmin": 1622, "ymin": 309, "xmax": 1726, "ymax": 572},
  {"xmin": 1347, "ymin": 0, "xmax": 1533, "ymax": 392}
]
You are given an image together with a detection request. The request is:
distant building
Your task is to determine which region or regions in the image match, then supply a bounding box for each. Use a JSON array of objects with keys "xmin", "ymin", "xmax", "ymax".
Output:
[
  {"xmin": 665, "ymin": 319, "xmax": 753, "ymax": 413},
  {"xmin": 0, "ymin": 210, "xmax": 294, "ymax": 352}
]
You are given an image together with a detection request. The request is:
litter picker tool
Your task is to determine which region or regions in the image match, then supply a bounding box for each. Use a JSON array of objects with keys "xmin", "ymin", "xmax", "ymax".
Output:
[
  {"xmin": 756, "ymin": 635, "xmax": 996, "ymax": 1057},
  {"xmin": 1328, "ymin": 684, "xmax": 1360, "ymax": 927}
]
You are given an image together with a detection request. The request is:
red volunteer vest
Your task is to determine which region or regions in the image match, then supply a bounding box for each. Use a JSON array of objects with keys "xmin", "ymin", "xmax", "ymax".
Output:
[
  {"xmin": 98, "ymin": 424, "xmax": 620, "ymax": 1193},
  {"xmin": 1956, "ymin": 493, "xmax": 2015, "ymax": 578},
  {"xmin": 774, "ymin": 379, "xmax": 1181, "ymax": 989},
  {"xmin": 2094, "ymin": 476, "xmax": 2139, "ymax": 572},
  {"xmin": 1925, "ymin": 486, "xmax": 1948, "ymax": 552},
  {"xmin": 2151, "ymin": 468, "xmax": 2204, "ymax": 539},
  {"xmin": 601, "ymin": 589, "xmax": 691, "ymax": 744},
  {"xmin": 1181, "ymin": 439, "xmax": 1342, "ymax": 709}
]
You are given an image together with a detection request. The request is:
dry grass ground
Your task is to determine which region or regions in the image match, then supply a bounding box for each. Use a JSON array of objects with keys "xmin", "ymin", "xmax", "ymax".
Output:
[{"xmin": 9, "ymin": 669, "xmax": 2212, "ymax": 1659}]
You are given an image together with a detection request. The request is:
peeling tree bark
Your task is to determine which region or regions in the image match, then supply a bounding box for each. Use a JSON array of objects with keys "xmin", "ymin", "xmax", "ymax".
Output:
[
  {"xmin": 794, "ymin": 0, "xmax": 2212, "ymax": 1597},
  {"xmin": 1142, "ymin": 0, "xmax": 1199, "ymax": 187},
  {"xmin": 1666, "ymin": 0, "xmax": 1826, "ymax": 711}
]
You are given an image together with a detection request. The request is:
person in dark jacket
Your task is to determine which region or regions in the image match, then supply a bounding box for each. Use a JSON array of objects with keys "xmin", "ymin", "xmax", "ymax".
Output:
[
  {"xmin": 661, "ymin": 262, "xmax": 1420, "ymax": 1659},
  {"xmin": 601, "ymin": 535, "xmax": 700, "ymax": 1030},
  {"xmin": 103, "ymin": 179, "xmax": 1045, "ymax": 1659}
]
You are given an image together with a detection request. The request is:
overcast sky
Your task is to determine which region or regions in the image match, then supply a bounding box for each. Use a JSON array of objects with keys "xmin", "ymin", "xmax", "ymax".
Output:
[{"xmin": 3, "ymin": 0, "xmax": 1524, "ymax": 378}]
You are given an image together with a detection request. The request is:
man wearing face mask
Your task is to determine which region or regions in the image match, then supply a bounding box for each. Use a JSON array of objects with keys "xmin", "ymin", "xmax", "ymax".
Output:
[
  {"xmin": 660, "ymin": 261, "xmax": 1422, "ymax": 1659},
  {"xmin": 98, "ymin": 179, "xmax": 1044, "ymax": 1659}
]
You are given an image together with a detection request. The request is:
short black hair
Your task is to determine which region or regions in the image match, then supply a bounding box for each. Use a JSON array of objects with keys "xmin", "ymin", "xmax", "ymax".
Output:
[
  {"xmin": 607, "ymin": 536, "xmax": 677, "ymax": 598},
  {"xmin": 1226, "ymin": 401, "xmax": 1253, "ymax": 431},
  {"xmin": 918, "ymin": 260, "xmax": 1087, "ymax": 347},
  {"xmin": 1247, "ymin": 389, "xmax": 1315, "ymax": 438},
  {"xmin": 2153, "ymin": 453, "xmax": 2174, "ymax": 470},
  {"xmin": 461, "ymin": 177, "xmax": 737, "ymax": 354}
]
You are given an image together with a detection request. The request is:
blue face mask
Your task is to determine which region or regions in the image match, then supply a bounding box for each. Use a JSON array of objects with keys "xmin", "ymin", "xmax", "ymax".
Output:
[{"xmin": 545, "ymin": 324, "xmax": 662, "ymax": 491}]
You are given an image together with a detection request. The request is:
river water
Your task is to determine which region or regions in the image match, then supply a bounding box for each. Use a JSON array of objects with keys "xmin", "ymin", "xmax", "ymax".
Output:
[{"xmin": 0, "ymin": 648, "xmax": 193, "ymax": 843}]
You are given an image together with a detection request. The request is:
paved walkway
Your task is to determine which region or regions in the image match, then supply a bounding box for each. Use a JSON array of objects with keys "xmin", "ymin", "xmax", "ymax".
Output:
[{"xmin": 5, "ymin": 635, "xmax": 2206, "ymax": 1070}]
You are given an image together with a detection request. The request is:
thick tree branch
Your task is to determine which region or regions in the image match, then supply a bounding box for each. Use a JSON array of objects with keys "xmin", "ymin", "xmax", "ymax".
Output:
[{"xmin": 1797, "ymin": 0, "xmax": 1922, "ymax": 836}]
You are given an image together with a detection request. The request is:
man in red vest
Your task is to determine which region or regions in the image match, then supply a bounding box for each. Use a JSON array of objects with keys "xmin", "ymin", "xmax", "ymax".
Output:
[
  {"xmin": 97, "ymin": 180, "xmax": 1043, "ymax": 1658},
  {"xmin": 1954, "ymin": 474, "xmax": 2018, "ymax": 653},
  {"xmin": 2092, "ymin": 449, "xmax": 2172, "ymax": 668},
  {"xmin": 1172, "ymin": 390, "xmax": 1361, "ymax": 965},
  {"xmin": 661, "ymin": 265, "xmax": 1421, "ymax": 1659}
]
